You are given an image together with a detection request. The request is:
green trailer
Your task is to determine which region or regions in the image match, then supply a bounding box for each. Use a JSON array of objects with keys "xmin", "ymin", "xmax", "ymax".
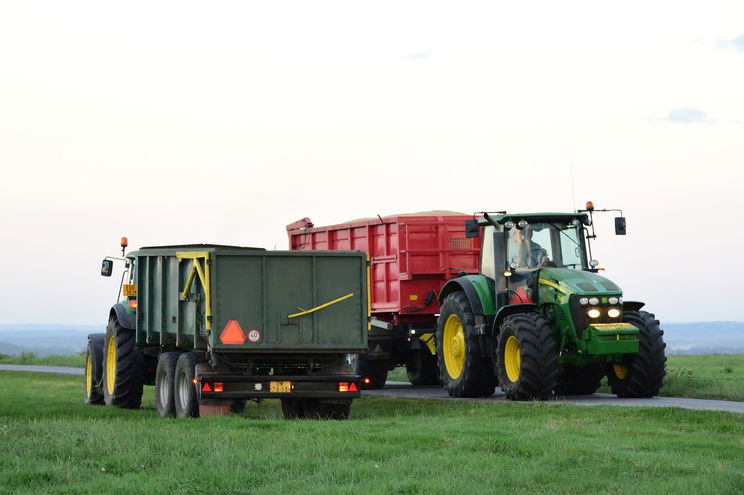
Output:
[{"xmin": 86, "ymin": 243, "xmax": 368, "ymax": 419}]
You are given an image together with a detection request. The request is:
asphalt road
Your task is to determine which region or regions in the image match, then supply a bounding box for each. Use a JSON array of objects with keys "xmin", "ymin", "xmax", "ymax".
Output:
[{"xmin": 2, "ymin": 365, "xmax": 743, "ymax": 414}]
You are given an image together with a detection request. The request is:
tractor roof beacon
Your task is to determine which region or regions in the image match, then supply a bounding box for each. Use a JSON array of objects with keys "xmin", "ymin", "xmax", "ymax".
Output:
[{"xmin": 436, "ymin": 202, "xmax": 666, "ymax": 400}]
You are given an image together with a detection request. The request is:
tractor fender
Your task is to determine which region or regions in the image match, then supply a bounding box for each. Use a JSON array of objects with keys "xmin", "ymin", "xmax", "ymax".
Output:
[
  {"xmin": 622, "ymin": 301, "xmax": 645, "ymax": 312},
  {"xmin": 110, "ymin": 303, "xmax": 136, "ymax": 331},
  {"xmin": 439, "ymin": 278, "xmax": 485, "ymax": 316},
  {"xmin": 491, "ymin": 303, "xmax": 538, "ymax": 337}
]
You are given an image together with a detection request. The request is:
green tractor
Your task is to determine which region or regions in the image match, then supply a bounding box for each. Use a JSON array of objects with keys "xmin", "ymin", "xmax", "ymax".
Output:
[{"xmin": 436, "ymin": 203, "xmax": 666, "ymax": 400}]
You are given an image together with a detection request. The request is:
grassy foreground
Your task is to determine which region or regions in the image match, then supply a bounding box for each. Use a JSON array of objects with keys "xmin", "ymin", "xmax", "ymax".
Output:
[
  {"xmin": 0, "ymin": 353, "xmax": 86, "ymax": 367},
  {"xmin": 1, "ymin": 372, "xmax": 743, "ymax": 494}
]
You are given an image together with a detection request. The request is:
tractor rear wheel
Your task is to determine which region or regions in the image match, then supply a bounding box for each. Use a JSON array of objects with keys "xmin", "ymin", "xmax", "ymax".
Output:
[
  {"xmin": 102, "ymin": 318, "xmax": 144, "ymax": 409},
  {"xmin": 437, "ymin": 292, "xmax": 496, "ymax": 397},
  {"xmin": 155, "ymin": 352, "xmax": 180, "ymax": 417},
  {"xmin": 496, "ymin": 313, "xmax": 558, "ymax": 400},
  {"xmin": 555, "ymin": 364, "xmax": 604, "ymax": 395},
  {"xmin": 406, "ymin": 346, "xmax": 441, "ymax": 386},
  {"xmin": 174, "ymin": 352, "xmax": 207, "ymax": 418},
  {"xmin": 83, "ymin": 334, "xmax": 105, "ymax": 405},
  {"xmin": 607, "ymin": 310, "xmax": 666, "ymax": 398},
  {"xmin": 350, "ymin": 354, "xmax": 388, "ymax": 389}
]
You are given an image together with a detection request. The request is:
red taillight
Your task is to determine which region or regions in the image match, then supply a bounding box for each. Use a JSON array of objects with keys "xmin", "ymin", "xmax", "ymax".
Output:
[
  {"xmin": 338, "ymin": 382, "xmax": 349, "ymax": 392},
  {"xmin": 128, "ymin": 299, "xmax": 137, "ymax": 310},
  {"xmin": 202, "ymin": 383, "xmax": 212, "ymax": 392},
  {"xmin": 214, "ymin": 382, "xmax": 223, "ymax": 393},
  {"xmin": 349, "ymin": 383, "xmax": 358, "ymax": 392},
  {"xmin": 363, "ymin": 377, "xmax": 371, "ymax": 385}
]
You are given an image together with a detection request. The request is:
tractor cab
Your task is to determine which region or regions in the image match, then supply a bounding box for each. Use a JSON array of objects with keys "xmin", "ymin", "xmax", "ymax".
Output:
[{"xmin": 469, "ymin": 212, "xmax": 595, "ymax": 311}]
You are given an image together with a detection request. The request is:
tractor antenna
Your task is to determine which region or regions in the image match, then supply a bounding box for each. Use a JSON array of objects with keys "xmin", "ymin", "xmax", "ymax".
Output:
[{"xmin": 569, "ymin": 165, "xmax": 577, "ymax": 212}]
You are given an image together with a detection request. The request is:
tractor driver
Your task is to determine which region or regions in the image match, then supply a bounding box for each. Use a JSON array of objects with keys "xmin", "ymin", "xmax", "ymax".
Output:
[{"xmin": 510, "ymin": 226, "xmax": 549, "ymax": 268}]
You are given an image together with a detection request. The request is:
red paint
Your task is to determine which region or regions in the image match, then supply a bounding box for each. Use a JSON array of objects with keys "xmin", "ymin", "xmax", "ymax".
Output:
[{"xmin": 287, "ymin": 214, "xmax": 479, "ymax": 323}]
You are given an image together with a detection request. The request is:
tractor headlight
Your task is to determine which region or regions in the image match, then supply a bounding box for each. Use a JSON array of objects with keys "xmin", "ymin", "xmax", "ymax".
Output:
[
  {"xmin": 504, "ymin": 221, "xmax": 515, "ymax": 229},
  {"xmin": 579, "ymin": 297, "xmax": 589, "ymax": 306},
  {"xmin": 517, "ymin": 220, "xmax": 528, "ymax": 228},
  {"xmin": 588, "ymin": 297, "xmax": 600, "ymax": 305},
  {"xmin": 607, "ymin": 308, "xmax": 621, "ymax": 318},
  {"xmin": 587, "ymin": 308, "xmax": 601, "ymax": 319},
  {"xmin": 608, "ymin": 296, "xmax": 619, "ymax": 305}
]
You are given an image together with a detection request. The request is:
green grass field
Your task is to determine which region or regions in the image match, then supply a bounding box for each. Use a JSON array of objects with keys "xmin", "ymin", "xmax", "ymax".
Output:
[
  {"xmin": 1, "ymin": 371, "xmax": 743, "ymax": 494},
  {"xmin": 0, "ymin": 352, "xmax": 86, "ymax": 367}
]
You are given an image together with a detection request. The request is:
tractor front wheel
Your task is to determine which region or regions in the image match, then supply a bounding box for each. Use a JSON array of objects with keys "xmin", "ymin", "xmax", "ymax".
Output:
[
  {"xmin": 83, "ymin": 334, "xmax": 105, "ymax": 405},
  {"xmin": 607, "ymin": 310, "xmax": 666, "ymax": 398},
  {"xmin": 496, "ymin": 313, "xmax": 558, "ymax": 400},
  {"xmin": 436, "ymin": 292, "xmax": 496, "ymax": 397}
]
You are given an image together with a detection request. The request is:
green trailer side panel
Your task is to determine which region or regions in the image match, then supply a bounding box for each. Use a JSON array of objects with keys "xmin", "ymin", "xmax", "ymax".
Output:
[{"xmin": 133, "ymin": 246, "xmax": 367, "ymax": 353}]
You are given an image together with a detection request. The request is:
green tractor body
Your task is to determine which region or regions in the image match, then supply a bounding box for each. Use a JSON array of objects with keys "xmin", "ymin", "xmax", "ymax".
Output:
[{"xmin": 437, "ymin": 209, "xmax": 666, "ymax": 400}]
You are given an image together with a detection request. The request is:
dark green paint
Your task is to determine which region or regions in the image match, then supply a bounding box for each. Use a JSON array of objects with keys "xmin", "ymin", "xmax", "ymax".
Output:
[{"xmin": 130, "ymin": 246, "xmax": 368, "ymax": 354}]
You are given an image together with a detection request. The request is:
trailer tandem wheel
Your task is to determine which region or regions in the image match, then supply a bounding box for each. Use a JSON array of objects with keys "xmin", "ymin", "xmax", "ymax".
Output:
[{"xmin": 155, "ymin": 352, "xmax": 181, "ymax": 417}]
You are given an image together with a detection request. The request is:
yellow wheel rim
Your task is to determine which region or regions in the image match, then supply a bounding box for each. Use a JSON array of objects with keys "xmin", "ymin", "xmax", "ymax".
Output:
[
  {"xmin": 613, "ymin": 363, "xmax": 628, "ymax": 380},
  {"xmin": 85, "ymin": 353, "xmax": 93, "ymax": 398},
  {"xmin": 443, "ymin": 314, "xmax": 465, "ymax": 379},
  {"xmin": 504, "ymin": 336, "xmax": 521, "ymax": 383},
  {"xmin": 106, "ymin": 336, "xmax": 117, "ymax": 396}
]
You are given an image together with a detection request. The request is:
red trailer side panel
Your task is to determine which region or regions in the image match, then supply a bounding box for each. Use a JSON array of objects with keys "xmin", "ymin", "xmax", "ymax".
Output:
[{"xmin": 288, "ymin": 215, "xmax": 479, "ymax": 321}]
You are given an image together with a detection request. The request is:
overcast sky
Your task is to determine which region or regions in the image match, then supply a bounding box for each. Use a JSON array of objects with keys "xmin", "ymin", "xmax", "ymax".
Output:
[{"xmin": 1, "ymin": 1, "xmax": 743, "ymax": 325}]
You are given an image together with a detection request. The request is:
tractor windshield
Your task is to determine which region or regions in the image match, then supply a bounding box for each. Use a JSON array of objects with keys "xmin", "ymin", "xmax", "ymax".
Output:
[{"xmin": 507, "ymin": 222, "xmax": 585, "ymax": 270}]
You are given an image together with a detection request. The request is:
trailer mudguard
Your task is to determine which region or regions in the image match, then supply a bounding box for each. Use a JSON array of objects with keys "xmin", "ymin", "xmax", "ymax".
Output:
[
  {"xmin": 110, "ymin": 303, "xmax": 136, "ymax": 330},
  {"xmin": 491, "ymin": 303, "xmax": 538, "ymax": 336}
]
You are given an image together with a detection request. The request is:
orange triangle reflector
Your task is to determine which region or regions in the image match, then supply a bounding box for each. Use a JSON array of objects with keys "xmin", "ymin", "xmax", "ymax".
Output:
[
  {"xmin": 349, "ymin": 383, "xmax": 358, "ymax": 392},
  {"xmin": 220, "ymin": 320, "xmax": 246, "ymax": 345},
  {"xmin": 202, "ymin": 383, "xmax": 212, "ymax": 392}
]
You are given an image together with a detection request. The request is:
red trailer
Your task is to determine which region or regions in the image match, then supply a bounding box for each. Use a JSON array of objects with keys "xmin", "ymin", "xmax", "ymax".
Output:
[{"xmin": 287, "ymin": 212, "xmax": 479, "ymax": 388}]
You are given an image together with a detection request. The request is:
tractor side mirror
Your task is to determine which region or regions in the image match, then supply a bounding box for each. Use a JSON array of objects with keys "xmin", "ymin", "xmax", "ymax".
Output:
[
  {"xmin": 465, "ymin": 219, "xmax": 479, "ymax": 238},
  {"xmin": 101, "ymin": 259, "xmax": 113, "ymax": 277},
  {"xmin": 615, "ymin": 217, "xmax": 627, "ymax": 235}
]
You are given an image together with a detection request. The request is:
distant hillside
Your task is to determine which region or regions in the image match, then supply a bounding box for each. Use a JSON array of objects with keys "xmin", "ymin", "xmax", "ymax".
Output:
[
  {"xmin": 0, "ymin": 321, "xmax": 742, "ymax": 356},
  {"xmin": 663, "ymin": 322, "xmax": 744, "ymax": 355},
  {"xmin": 0, "ymin": 324, "xmax": 103, "ymax": 356}
]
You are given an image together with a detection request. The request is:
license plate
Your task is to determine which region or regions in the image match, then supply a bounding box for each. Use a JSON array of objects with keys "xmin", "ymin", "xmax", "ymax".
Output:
[
  {"xmin": 269, "ymin": 381, "xmax": 291, "ymax": 393},
  {"xmin": 122, "ymin": 284, "xmax": 137, "ymax": 297}
]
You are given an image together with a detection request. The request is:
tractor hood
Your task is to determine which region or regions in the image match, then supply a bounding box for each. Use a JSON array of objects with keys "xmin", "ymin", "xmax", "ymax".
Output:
[{"xmin": 537, "ymin": 267, "xmax": 622, "ymax": 297}]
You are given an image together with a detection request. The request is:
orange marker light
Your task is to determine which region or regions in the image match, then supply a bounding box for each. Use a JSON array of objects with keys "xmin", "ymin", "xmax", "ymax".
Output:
[
  {"xmin": 128, "ymin": 300, "xmax": 138, "ymax": 310},
  {"xmin": 120, "ymin": 236, "xmax": 128, "ymax": 248},
  {"xmin": 214, "ymin": 382, "xmax": 224, "ymax": 393},
  {"xmin": 192, "ymin": 379, "xmax": 198, "ymax": 385},
  {"xmin": 338, "ymin": 382, "xmax": 349, "ymax": 392},
  {"xmin": 585, "ymin": 201, "xmax": 594, "ymax": 211}
]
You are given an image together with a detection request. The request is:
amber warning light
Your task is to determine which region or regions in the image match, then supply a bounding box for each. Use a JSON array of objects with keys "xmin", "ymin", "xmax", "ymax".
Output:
[{"xmin": 585, "ymin": 201, "xmax": 595, "ymax": 211}]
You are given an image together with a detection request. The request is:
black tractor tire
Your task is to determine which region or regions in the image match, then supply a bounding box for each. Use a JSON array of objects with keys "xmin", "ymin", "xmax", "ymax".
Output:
[
  {"xmin": 174, "ymin": 352, "xmax": 207, "ymax": 418},
  {"xmin": 102, "ymin": 318, "xmax": 145, "ymax": 409},
  {"xmin": 155, "ymin": 352, "xmax": 181, "ymax": 418},
  {"xmin": 83, "ymin": 334, "xmax": 105, "ymax": 405},
  {"xmin": 607, "ymin": 310, "xmax": 666, "ymax": 398},
  {"xmin": 436, "ymin": 292, "xmax": 496, "ymax": 398},
  {"xmin": 496, "ymin": 313, "xmax": 559, "ymax": 401},
  {"xmin": 554, "ymin": 364, "xmax": 604, "ymax": 396},
  {"xmin": 280, "ymin": 399, "xmax": 306, "ymax": 419},
  {"xmin": 406, "ymin": 346, "xmax": 441, "ymax": 386},
  {"xmin": 303, "ymin": 399, "xmax": 352, "ymax": 420},
  {"xmin": 350, "ymin": 354, "xmax": 388, "ymax": 390}
]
